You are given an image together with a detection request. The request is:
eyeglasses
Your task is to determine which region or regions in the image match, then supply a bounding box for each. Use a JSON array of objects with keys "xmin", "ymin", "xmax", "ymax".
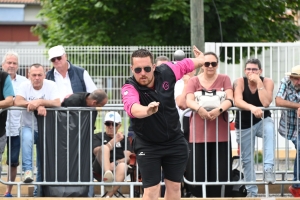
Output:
[
  {"xmin": 134, "ymin": 66, "xmax": 152, "ymax": 74},
  {"xmin": 104, "ymin": 121, "xmax": 119, "ymax": 127},
  {"xmin": 50, "ymin": 56, "xmax": 62, "ymax": 62},
  {"xmin": 204, "ymin": 62, "xmax": 218, "ymax": 67},
  {"xmin": 245, "ymin": 68, "xmax": 259, "ymax": 72}
]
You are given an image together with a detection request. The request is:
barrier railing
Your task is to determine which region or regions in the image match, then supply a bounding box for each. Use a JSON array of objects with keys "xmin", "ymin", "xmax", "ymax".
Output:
[{"xmin": 0, "ymin": 106, "xmax": 298, "ymax": 198}]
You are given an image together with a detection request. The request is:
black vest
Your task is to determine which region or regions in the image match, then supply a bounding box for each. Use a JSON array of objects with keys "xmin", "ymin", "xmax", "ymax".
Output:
[
  {"xmin": 125, "ymin": 64, "xmax": 182, "ymax": 144},
  {"xmin": 235, "ymin": 77, "xmax": 271, "ymax": 129},
  {"xmin": 0, "ymin": 71, "xmax": 9, "ymax": 137},
  {"xmin": 46, "ymin": 61, "xmax": 87, "ymax": 93}
]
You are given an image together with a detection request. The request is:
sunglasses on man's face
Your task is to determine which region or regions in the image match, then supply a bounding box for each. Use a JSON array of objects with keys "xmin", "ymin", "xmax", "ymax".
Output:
[
  {"xmin": 50, "ymin": 56, "xmax": 62, "ymax": 63},
  {"xmin": 204, "ymin": 62, "xmax": 218, "ymax": 67},
  {"xmin": 134, "ymin": 66, "xmax": 152, "ymax": 74},
  {"xmin": 104, "ymin": 121, "xmax": 119, "ymax": 127}
]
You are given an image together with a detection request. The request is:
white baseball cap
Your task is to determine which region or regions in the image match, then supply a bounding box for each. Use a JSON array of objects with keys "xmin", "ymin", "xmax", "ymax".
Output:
[
  {"xmin": 48, "ymin": 45, "xmax": 66, "ymax": 61},
  {"xmin": 104, "ymin": 111, "xmax": 122, "ymax": 123}
]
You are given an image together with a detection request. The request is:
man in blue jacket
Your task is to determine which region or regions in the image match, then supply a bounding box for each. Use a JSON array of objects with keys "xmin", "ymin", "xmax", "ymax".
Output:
[{"xmin": 46, "ymin": 45, "xmax": 97, "ymax": 101}]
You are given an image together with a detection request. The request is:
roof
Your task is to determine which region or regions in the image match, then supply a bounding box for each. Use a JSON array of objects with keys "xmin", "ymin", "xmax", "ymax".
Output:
[{"xmin": 0, "ymin": 0, "xmax": 40, "ymax": 4}]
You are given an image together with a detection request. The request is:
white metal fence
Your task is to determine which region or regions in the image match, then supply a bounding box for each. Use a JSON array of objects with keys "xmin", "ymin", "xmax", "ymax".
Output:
[{"xmin": 1, "ymin": 42, "xmax": 300, "ymax": 104}]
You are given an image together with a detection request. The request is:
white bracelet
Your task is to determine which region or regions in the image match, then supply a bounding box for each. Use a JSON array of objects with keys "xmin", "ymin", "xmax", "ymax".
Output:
[
  {"xmin": 258, "ymin": 87, "xmax": 264, "ymax": 90},
  {"xmin": 107, "ymin": 142, "xmax": 112, "ymax": 148}
]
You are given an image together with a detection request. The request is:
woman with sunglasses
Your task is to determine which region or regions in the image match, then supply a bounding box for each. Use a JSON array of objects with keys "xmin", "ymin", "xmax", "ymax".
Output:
[{"xmin": 185, "ymin": 52, "xmax": 234, "ymax": 197}]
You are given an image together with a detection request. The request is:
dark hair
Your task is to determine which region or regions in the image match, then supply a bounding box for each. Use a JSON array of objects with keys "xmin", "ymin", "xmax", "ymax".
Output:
[
  {"xmin": 89, "ymin": 89, "xmax": 108, "ymax": 104},
  {"xmin": 29, "ymin": 63, "xmax": 44, "ymax": 72},
  {"xmin": 204, "ymin": 52, "xmax": 219, "ymax": 63},
  {"xmin": 245, "ymin": 58, "xmax": 261, "ymax": 69},
  {"xmin": 155, "ymin": 56, "xmax": 169, "ymax": 65},
  {"xmin": 131, "ymin": 49, "xmax": 154, "ymax": 65}
]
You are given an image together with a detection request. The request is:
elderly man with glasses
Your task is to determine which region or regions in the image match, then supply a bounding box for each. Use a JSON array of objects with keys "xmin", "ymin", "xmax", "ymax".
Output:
[
  {"xmin": 93, "ymin": 111, "xmax": 132, "ymax": 198},
  {"xmin": 46, "ymin": 45, "xmax": 97, "ymax": 102},
  {"xmin": 233, "ymin": 58, "xmax": 275, "ymax": 197},
  {"xmin": 275, "ymin": 65, "xmax": 300, "ymax": 197}
]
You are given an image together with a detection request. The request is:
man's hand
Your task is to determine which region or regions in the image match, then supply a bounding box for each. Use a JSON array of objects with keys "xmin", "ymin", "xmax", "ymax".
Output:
[
  {"xmin": 193, "ymin": 45, "xmax": 204, "ymax": 66},
  {"xmin": 250, "ymin": 106, "xmax": 263, "ymax": 119},
  {"xmin": 37, "ymin": 106, "xmax": 47, "ymax": 116},
  {"xmin": 27, "ymin": 99, "xmax": 41, "ymax": 111},
  {"xmin": 147, "ymin": 101, "xmax": 160, "ymax": 116},
  {"xmin": 114, "ymin": 132, "xmax": 124, "ymax": 143},
  {"xmin": 247, "ymin": 73, "xmax": 260, "ymax": 84}
]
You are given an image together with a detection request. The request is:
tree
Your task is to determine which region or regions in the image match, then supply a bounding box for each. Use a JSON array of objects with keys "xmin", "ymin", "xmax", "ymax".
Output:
[{"xmin": 33, "ymin": 0, "xmax": 300, "ymax": 50}]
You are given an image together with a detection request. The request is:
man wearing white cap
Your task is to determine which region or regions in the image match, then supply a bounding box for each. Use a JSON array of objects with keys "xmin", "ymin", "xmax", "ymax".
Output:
[
  {"xmin": 276, "ymin": 65, "xmax": 300, "ymax": 197},
  {"xmin": 46, "ymin": 45, "xmax": 97, "ymax": 101},
  {"xmin": 92, "ymin": 111, "xmax": 132, "ymax": 198}
]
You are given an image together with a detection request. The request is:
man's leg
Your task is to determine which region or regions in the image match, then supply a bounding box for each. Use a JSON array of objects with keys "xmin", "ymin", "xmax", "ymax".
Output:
[
  {"xmin": 292, "ymin": 137, "xmax": 300, "ymax": 188},
  {"xmin": 164, "ymin": 179, "xmax": 181, "ymax": 200},
  {"xmin": 96, "ymin": 145, "xmax": 111, "ymax": 172},
  {"xmin": 105, "ymin": 162, "xmax": 127, "ymax": 197},
  {"xmin": 33, "ymin": 130, "xmax": 40, "ymax": 197},
  {"xmin": 288, "ymin": 137, "xmax": 300, "ymax": 197},
  {"xmin": 0, "ymin": 134, "xmax": 7, "ymax": 176},
  {"xmin": 236, "ymin": 127, "xmax": 258, "ymax": 196},
  {"xmin": 257, "ymin": 117, "xmax": 275, "ymax": 183},
  {"xmin": 143, "ymin": 184, "xmax": 160, "ymax": 200},
  {"xmin": 5, "ymin": 135, "xmax": 20, "ymax": 195},
  {"xmin": 21, "ymin": 126, "xmax": 34, "ymax": 183}
]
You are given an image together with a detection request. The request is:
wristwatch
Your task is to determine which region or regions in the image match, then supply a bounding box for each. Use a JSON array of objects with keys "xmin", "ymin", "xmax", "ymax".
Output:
[{"xmin": 219, "ymin": 107, "xmax": 223, "ymax": 113}]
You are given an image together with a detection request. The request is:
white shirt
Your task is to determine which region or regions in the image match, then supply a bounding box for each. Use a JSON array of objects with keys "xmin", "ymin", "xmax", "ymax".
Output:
[
  {"xmin": 6, "ymin": 74, "xmax": 28, "ymax": 136},
  {"xmin": 17, "ymin": 79, "xmax": 60, "ymax": 131},
  {"xmin": 54, "ymin": 62, "xmax": 97, "ymax": 101},
  {"xmin": 174, "ymin": 79, "xmax": 191, "ymax": 117}
]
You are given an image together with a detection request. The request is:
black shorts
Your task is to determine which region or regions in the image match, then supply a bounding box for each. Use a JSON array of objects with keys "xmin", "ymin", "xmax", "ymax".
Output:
[{"xmin": 132, "ymin": 136, "xmax": 189, "ymax": 188}]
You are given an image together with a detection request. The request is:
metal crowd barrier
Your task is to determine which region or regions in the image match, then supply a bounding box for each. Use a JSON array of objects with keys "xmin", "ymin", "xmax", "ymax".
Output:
[{"xmin": 0, "ymin": 106, "xmax": 298, "ymax": 197}]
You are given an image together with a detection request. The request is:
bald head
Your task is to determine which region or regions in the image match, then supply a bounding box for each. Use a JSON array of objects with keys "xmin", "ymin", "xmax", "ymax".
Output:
[{"xmin": 87, "ymin": 89, "xmax": 108, "ymax": 107}]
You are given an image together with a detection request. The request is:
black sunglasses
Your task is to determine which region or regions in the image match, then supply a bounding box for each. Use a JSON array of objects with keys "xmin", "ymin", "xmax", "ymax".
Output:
[
  {"xmin": 134, "ymin": 66, "xmax": 152, "ymax": 74},
  {"xmin": 50, "ymin": 56, "xmax": 62, "ymax": 62},
  {"xmin": 104, "ymin": 121, "xmax": 119, "ymax": 127},
  {"xmin": 204, "ymin": 62, "xmax": 218, "ymax": 67}
]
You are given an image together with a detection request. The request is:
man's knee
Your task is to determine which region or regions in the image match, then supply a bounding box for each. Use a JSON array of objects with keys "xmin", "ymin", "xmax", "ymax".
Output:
[
  {"xmin": 144, "ymin": 184, "xmax": 160, "ymax": 198},
  {"xmin": 165, "ymin": 179, "xmax": 181, "ymax": 192}
]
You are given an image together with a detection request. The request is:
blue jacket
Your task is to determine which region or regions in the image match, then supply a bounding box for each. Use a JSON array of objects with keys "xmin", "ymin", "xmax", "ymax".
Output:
[{"xmin": 46, "ymin": 61, "xmax": 87, "ymax": 93}]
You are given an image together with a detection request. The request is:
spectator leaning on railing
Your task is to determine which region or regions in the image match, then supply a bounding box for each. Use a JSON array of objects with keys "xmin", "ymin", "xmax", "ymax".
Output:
[
  {"xmin": 14, "ymin": 64, "xmax": 60, "ymax": 196},
  {"xmin": 275, "ymin": 65, "xmax": 300, "ymax": 198},
  {"xmin": 233, "ymin": 58, "xmax": 275, "ymax": 198},
  {"xmin": 1, "ymin": 51, "xmax": 27, "ymax": 197}
]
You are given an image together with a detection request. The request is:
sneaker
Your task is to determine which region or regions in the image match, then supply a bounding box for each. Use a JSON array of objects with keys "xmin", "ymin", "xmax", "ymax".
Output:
[
  {"xmin": 23, "ymin": 170, "xmax": 34, "ymax": 183},
  {"xmin": 4, "ymin": 192, "xmax": 12, "ymax": 197},
  {"xmin": 103, "ymin": 170, "xmax": 113, "ymax": 192},
  {"xmin": 264, "ymin": 167, "xmax": 275, "ymax": 184},
  {"xmin": 246, "ymin": 193, "xmax": 257, "ymax": 197},
  {"xmin": 289, "ymin": 185, "xmax": 300, "ymax": 197}
]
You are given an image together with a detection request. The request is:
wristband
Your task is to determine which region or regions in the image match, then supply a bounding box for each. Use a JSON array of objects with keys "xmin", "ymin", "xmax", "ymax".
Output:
[
  {"xmin": 196, "ymin": 106, "xmax": 201, "ymax": 113},
  {"xmin": 258, "ymin": 87, "xmax": 264, "ymax": 90}
]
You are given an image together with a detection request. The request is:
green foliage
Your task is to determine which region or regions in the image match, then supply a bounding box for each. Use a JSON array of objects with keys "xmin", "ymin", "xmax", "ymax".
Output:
[
  {"xmin": 254, "ymin": 151, "xmax": 263, "ymax": 164},
  {"xmin": 33, "ymin": 0, "xmax": 300, "ymax": 62}
]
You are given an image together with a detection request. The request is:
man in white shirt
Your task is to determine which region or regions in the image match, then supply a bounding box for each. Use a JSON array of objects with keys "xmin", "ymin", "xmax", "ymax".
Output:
[
  {"xmin": 1, "ymin": 51, "xmax": 28, "ymax": 197},
  {"xmin": 46, "ymin": 45, "xmax": 97, "ymax": 101},
  {"xmin": 14, "ymin": 64, "xmax": 60, "ymax": 193}
]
